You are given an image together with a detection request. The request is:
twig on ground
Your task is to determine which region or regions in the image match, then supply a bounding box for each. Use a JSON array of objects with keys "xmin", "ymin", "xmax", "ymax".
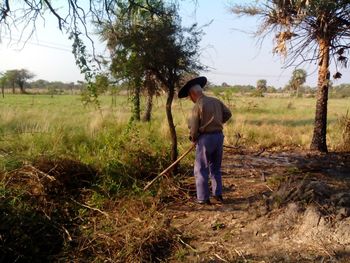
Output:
[
  {"xmin": 62, "ymin": 226, "xmax": 73, "ymax": 242},
  {"xmin": 70, "ymin": 198, "xmax": 110, "ymax": 218},
  {"xmin": 265, "ymin": 184, "xmax": 273, "ymax": 192},
  {"xmin": 234, "ymin": 248, "xmax": 247, "ymax": 262},
  {"xmin": 178, "ymin": 236, "xmax": 197, "ymax": 252},
  {"xmin": 254, "ymin": 148, "xmax": 266, "ymax": 157},
  {"xmin": 214, "ymin": 253, "xmax": 229, "ymax": 262}
]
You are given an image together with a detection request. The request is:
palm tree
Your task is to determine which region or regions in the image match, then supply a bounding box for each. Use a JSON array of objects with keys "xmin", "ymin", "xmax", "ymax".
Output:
[
  {"xmin": 232, "ymin": 0, "xmax": 350, "ymax": 152},
  {"xmin": 289, "ymin": 69, "xmax": 307, "ymax": 97}
]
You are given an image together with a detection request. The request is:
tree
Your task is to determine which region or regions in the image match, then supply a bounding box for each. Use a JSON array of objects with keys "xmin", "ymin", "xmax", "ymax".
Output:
[
  {"xmin": 93, "ymin": 74, "xmax": 109, "ymax": 95},
  {"xmin": 141, "ymin": 5, "xmax": 204, "ymax": 164},
  {"xmin": 289, "ymin": 69, "xmax": 307, "ymax": 97},
  {"xmin": 0, "ymin": 1, "xmax": 158, "ymax": 47},
  {"xmin": 4, "ymin": 70, "xmax": 17, "ymax": 94},
  {"xmin": 232, "ymin": 1, "xmax": 350, "ymax": 152},
  {"xmin": 102, "ymin": 0, "xmax": 204, "ymax": 163},
  {"xmin": 256, "ymin": 79, "xmax": 267, "ymax": 92},
  {"xmin": 142, "ymin": 71, "xmax": 160, "ymax": 122},
  {"xmin": 100, "ymin": 0, "xmax": 165, "ymax": 121},
  {"xmin": 31, "ymin": 79, "xmax": 50, "ymax": 89},
  {"xmin": 16, "ymin": 69, "xmax": 35, "ymax": 93},
  {"xmin": 3, "ymin": 69, "xmax": 35, "ymax": 94}
]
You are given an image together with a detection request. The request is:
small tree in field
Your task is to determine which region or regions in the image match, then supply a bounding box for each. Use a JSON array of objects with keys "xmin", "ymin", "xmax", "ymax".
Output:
[
  {"xmin": 16, "ymin": 69, "xmax": 35, "ymax": 94},
  {"xmin": 100, "ymin": 0, "xmax": 165, "ymax": 121},
  {"xmin": 256, "ymin": 79, "xmax": 267, "ymax": 92},
  {"xmin": 101, "ymin": 0, "xmax": 204, "ymax": 163},
  {"xmin": 4, "ymin": 70, "xmax": 17, "ymax": 94},
  {"xmin": 232, "ymin": 1, "xmax": 350, "ymax": 152},
  {"xmin": 289, "ymin": 69, "xmax": 307, "ymax": 97}
]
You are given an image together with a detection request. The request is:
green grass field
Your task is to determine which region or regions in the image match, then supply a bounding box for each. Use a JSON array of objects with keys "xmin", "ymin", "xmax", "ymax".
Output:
[{"xmin": 1, "ymin": 93, "xmax": 349, "ymax": 173}]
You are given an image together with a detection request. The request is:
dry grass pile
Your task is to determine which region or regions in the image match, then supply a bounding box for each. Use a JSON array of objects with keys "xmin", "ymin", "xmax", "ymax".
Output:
[
  {"xmin": 267, "ymin": 176, "xmax": 350, "ymax": 220},
  {"xmin": 0, "ymin": 159, "xmax": 184, "ymax": 262},
  {"xmin": 0, "ymin": 158, "xmax": 97, "ymax": 262},
  {"xmin": 6, "ymin": 158, "xmax": 96, "ymax": 196},
  {"xmin": 72, "ymin": 197, "xmax": 181, "ymax": 262}
]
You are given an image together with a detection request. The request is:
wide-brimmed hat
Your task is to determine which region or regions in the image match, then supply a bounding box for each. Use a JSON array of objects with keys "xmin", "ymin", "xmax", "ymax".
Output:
[{"xmin": 178, "ymin": 76, "xmax": 207, "ymax": 98}]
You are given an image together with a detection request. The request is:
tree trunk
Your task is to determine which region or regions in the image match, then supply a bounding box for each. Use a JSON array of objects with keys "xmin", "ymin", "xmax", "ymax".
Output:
[
  {"xmin": 132, "ymin": 81, "xmax": 141, "ymax": 121},
  {"xmin": 19, "ymin": 84, "xmax": 26, "ymax": 94},
  {"xmin": 296, "ymin": 85, "xmax": 300, "ymax": 98},
  {"xmin": 142, "ymin": 86, "xmax": 153, "ymax": 122},
  {"xmin": 166, "ymin": 83, "xmax": 178, "ymax": 169},
  {"xmin": 1, "ymin": 85, "xmax": 4, "ymax": 98},
  {"xmin": 310, "ymin": 39, "xmax": 330, "ymax": 152},
  {"xmin": 12, "ymin": 83, "xmax": 15, "ymax": 94}
]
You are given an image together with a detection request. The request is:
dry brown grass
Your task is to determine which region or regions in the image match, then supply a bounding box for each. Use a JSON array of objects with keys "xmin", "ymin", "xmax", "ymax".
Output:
[
  {"xmin": 337, "ymin": 111, "xmax": 350, "ymax": 152},
  {"xmin": 0, "ymin": 159, "xmax": 186, "ymax": 262}
]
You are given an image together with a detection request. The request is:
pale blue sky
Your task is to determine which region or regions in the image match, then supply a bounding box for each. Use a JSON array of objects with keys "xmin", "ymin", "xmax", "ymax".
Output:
[{"xmin": 1, "ymin": 0, "xmax": 350, "ymax": 87}]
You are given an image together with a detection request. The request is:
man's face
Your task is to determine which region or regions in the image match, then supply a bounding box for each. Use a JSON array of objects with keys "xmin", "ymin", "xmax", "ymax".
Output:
[{"xmin": 188, "ymin": 92, "xmax": 196, "ymax": 103}]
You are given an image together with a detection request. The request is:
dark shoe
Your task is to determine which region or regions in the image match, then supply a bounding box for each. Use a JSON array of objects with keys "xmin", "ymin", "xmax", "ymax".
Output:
[
  {"xmin": 197, "ymin": 199, "xmax": 211, "ymax": 205},
  {"xmin": 214, "ymin": 195, "xmax": 224, "ymax": 203}
]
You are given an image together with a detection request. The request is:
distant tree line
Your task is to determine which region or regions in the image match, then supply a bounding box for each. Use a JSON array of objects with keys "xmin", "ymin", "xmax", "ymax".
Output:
[
  {"xmin": 0, "ymin": 69, "xmax": 86, "ymax": 96},
  {"xmin": 208, "ymin": 68, "xmax": 350, "ymax": 98},
  {"xmin": 2, "ymin": 68, "xmax": 350, "ymax": 99}
]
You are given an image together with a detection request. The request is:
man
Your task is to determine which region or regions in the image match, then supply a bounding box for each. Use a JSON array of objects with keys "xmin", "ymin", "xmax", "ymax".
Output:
[{"xmin": 178, "ymin": 76, "xmax": 232, "ymax": 204}]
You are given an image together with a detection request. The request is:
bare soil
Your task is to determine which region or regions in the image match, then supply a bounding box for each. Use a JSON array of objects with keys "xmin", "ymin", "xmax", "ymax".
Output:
[{"xmin": 167, "ymin": 149, "xmax": 350, "ymax": 262}]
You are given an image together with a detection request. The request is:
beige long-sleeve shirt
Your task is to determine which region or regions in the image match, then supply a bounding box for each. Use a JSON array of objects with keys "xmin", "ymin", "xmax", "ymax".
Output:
[{"xmin": 189, "ymin": 95, "xmax": 232, "ymax": 141}]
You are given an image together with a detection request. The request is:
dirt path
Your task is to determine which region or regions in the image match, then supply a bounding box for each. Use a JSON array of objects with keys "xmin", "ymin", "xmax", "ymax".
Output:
[{"xmin": 167, "ymin": 150, "xmax": 350, "ymax": 262}]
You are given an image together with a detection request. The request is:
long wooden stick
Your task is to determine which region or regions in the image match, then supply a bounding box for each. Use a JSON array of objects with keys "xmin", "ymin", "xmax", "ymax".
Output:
[{"xmin": 143, "ymin": 143, "xmax": 196, "ymax": 190}]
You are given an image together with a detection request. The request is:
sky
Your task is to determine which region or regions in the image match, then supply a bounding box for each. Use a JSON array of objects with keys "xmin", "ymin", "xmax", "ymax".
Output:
[{"xmin": 1, "ymin": 0, "xmax": 350, "ymax": 88}]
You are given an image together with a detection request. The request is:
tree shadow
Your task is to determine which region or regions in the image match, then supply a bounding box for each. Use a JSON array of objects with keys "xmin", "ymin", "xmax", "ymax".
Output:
[{"xmin": 246, "ymin": 118, "xmax": 315, "ymax": 127}]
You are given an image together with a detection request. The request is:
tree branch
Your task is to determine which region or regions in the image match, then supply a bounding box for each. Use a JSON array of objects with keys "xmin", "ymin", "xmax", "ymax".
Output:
[{"xmin": 42, "ymin": 0, "xmax": 64, "ymax": 30}]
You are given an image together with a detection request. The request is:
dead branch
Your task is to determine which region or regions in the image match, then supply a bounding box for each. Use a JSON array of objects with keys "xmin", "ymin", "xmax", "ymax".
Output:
[{"xmin": 70, "ymin": 198, "xmax": 110, "ymax": 218}]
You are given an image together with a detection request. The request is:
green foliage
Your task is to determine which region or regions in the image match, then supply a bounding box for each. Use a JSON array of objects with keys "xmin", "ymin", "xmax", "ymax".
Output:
[
  {"xmin": 92, "ymin": 74, "xmax": 110, "ymax": 95},
  {"xmin": 99, "ymin": 123, "xmax": 171, "ymax": 195},
  {"xmin": 70, "ymin": 32, "xmax": 102, "ymax": 107},
  {"xmin": 286, "ymin": 69, "xmax": 307, "ymax": 97},
  {"xmin": 256, "ymin": 79, "xmax": 267, "ymax": 92}
]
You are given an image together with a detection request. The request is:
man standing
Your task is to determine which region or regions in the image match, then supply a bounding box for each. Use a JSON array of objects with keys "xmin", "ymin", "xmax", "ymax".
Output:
[{"xmin": 178, "ymin": 76, "xmax": 232, "ymax": 204}]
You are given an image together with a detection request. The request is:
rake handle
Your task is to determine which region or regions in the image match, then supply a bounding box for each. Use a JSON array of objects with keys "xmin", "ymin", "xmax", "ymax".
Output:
[{"xmin": 143, "ymin": 143, "xmax": 196, "ymax": 191}]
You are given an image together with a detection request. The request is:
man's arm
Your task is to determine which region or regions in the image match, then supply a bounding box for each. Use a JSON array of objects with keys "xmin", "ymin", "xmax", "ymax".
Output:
[{"xmin": 189, "ymin": 105, "xmax": 200, "ymax": 142}]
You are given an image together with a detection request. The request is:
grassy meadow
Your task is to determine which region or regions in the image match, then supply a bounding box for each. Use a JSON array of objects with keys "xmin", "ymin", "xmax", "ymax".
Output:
[
  {"xmin": 1, "ymin": 93, "xmax": 349, "ymax": 172},
  {"xmin": 1, "ymin": 93, "xmax": 349, "ymax": 261}
]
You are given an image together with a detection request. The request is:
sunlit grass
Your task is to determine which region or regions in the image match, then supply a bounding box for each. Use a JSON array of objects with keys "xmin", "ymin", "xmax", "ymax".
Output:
[{"xmin": 0, "ymin": 93, "xmax": 349, "ymax": 172}]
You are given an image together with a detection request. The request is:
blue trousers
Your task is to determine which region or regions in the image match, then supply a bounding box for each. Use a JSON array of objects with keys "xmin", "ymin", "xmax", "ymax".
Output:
[{"xmin": 194, "ymin": 132, "xmax": 224, "ymax": 201}]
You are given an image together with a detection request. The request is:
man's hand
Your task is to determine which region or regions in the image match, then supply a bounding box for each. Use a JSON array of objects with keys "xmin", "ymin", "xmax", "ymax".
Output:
[{"xmin": 189, "ymin": 135, "xmax": 197, "ymax": 143}]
